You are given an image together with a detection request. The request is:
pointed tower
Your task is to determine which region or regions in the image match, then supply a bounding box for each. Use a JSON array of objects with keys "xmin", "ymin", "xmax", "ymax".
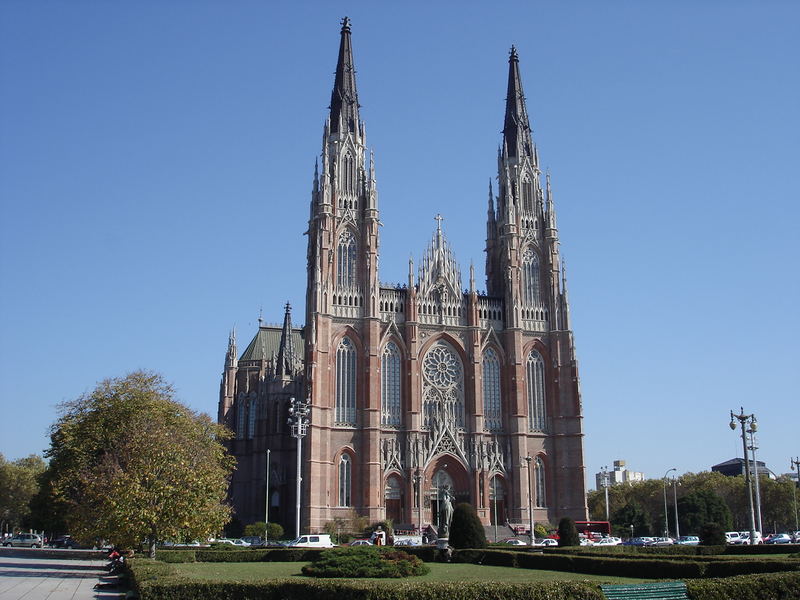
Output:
[
  {"xmin": 303, "ymin": 17, "xmax": 386, "ymax": 530},
  {"xmin": 218, "ymin": 328, "xmax": 237, "ymax": 428},
  {"xmin": 484, "ymin": 47, "xmax": 587, "ymax": 523},
  {"xmin": 276, "ymin": 302, "xmax": 297, "ymax": 380}
]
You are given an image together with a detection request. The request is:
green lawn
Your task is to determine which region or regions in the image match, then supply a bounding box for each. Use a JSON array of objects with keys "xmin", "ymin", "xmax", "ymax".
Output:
[{"xmin": 173, "ymin": 561, "xmax": 653, "ymax": 584}]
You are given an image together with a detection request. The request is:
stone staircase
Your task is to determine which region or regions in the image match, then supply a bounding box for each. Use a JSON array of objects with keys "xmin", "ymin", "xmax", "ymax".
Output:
[{"xmin": 484, "ymin": 522, "xmax": 519, "ymax": 542}]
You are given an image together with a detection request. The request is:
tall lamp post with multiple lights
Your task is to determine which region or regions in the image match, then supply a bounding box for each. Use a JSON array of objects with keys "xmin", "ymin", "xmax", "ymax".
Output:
[
  {"xmin": 662, "ymin": 468, "xmax": 676, "ymax": 537},
  {"xmin": 747, "ymin": 425, "xmax": 763, "ymax": 536},
  {"xmin": 413, "ymin": 468, "xmax": 423, "ymax": 540},
  {"xmin": 791, "ymin": 457, "xmax": 800, "ymax": 533},
  {"xmin": 730, "ymin": 408, "xmax": 758, "ymax": 545},
  {"xmin": 287, "ymin": 397, "xmax": 310, "ymax": 539},
  {"xmin": 672, "ymin": 476, "xmax": 680, "ymax": 540},
  {"xmin": 264, "ymin": 449, "xmax": 271, "ymax": 543},
  {"xmin": 524, "ymin": 455, "xmax": 535, "ymax": 545},
  {"xmin": 600, "ymin": 466, "xmax": 610, "ymax": 521}
]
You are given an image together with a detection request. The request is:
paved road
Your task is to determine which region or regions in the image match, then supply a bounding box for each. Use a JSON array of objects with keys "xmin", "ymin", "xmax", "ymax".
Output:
[{"xmin": 0, "ymin": 551, "xmax": 121, "ymax": 600}]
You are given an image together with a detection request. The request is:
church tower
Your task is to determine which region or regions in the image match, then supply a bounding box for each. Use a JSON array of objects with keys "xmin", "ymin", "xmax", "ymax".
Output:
[{"xmin": 220, "ymin": 21, "xmax": 587, "ymax": 537}]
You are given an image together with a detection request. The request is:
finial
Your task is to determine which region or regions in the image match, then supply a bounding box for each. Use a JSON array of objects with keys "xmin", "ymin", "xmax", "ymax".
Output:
[
  {"xmin": 434, "ymin": 213, "xmax": 443, "ymax": 232},
  {"xmin": 285, "ymin": 301, "xmax": 291, "ymax": 313},
  {"xmin": 341, "ymin": 16, "xmax": 351, "ymax": 32},
  {"xmin": 509, "ymin": 45, "xmax": 519, "ymax": 61},
  {"xmin": 258, "ymin": 306, "xmax": 263, "ymax": 326}
]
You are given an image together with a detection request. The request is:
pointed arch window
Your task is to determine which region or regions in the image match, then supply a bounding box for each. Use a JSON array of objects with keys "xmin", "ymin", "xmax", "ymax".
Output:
[
  {"xmin": 526, "ymin": 350, "xmax": 546, "ymax": 431},
  {"xmin": 335, "ymin": 337, "xmax": 357, "ymax": 425},
  {"xmin": 247, "ymin": 395, "xmax": 258, "ymax": 438},
  {"xmin": 421, "ymin": 341, "xmax": 464, "ymax": 429},
  {"xmin": 236, "ymin": 395, "xmax": 247, "ymax": 439},
  {"xmin": 521, "ymin": 247, "xmax": 541, "ymax": 306},
  {"xmin": 534, "ymin": 457, "xmax": 546, "ymax": 507},
  {"xmin": 341, "ymin": 152, "xmax": 356, "ymax": 196},
  {"xmin": 521, "ymin": 177, "xmax": 534, "ymax": 213},
  {"xmin": 339, "ymin": 454, "xmax": 352, "ymax": 507},
  {"xmin": 337, "ymin": 230, "xmax": 357, "ymax": 289},
  {"xmin": 381, "ymin": 342, "xmax": 402, "ymax": 427},
  {"xmin": 482, "ymin": 348, "xmax": 502, "ymax": 431}
]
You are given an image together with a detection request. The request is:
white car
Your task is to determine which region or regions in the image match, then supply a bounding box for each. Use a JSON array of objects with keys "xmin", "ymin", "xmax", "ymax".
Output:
[
  {"xmin": 286, "ymin": 534, "xmax": 335, "ymax": 548},
  {"xmin": 503, "ymin": 538, "xmax": 528, "ymax": 546},
  {"xmin": 2, "ymin": 533, "xmax": 43, "ymax": 548},
  {"xmin": 594, "ymin": 537, "xmax": 621, "ymax": 546},
  {"xmin": 676, "ymin": 536, "xmax": 700, "ymax": 546}
]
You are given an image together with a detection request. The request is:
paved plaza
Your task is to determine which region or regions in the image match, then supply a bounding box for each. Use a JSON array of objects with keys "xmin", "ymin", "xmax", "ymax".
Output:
[{"xmin": 0, "ymin": 551, "xmax": 120, "ymax": 600}]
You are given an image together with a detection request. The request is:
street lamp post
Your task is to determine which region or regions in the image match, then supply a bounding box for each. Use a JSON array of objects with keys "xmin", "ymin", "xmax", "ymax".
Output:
[
  {"xmin": 265, "ymin": 449, "xmax": 271, "ymax": 544},
  {"xmin": 287, "ymin": 397, "xmax": 311, "ymax": 540},
  {"xmin": 747, "ymin": 426, "xmax": 763, "ymax": 536},
  {"xmin": 672, "ymin": 476, "xmax": 680, "ymax": 540},
  {"xmin": 413, "ymin": 468, "xmax": 423, "ymax": 541},
  {"xmin": 524, "ymin": 455, "xmax": 535, "ymax": 545},
  {"xmin": 662, "ymin": 468, "xmax": 676, "ymax": 537},
  {"xmin": 730, "ymin": 408, "xmax": 758, "ymax": 545},
  {"xmin": 601, "ymin": 466, "xmax": 610, "ymax": 522},
  {"xmin": 491, "ymin": 476, "xmax": 498, "ymax": 542},
  {"xmin": 791, "ymin": 457, "xmax": 800, "ymax": 533}
]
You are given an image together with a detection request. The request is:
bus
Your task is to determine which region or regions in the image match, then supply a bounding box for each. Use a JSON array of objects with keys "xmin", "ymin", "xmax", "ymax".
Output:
[{"xmin": 574, "ymin": 521, "xmax": 612, "ymax": 540}]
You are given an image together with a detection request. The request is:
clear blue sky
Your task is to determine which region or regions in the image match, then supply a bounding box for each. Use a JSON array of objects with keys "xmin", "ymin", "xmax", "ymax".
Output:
[{"xmin": 2, "ymin": 1, "xmax": 798, "ymax": 489}]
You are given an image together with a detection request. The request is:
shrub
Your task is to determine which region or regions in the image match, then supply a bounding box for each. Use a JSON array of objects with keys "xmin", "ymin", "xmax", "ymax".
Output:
[
  {"xmin": 301, "ymin": 546, "xmax": 429, "ymax": 578},
  {"xmin": 449, "ymin": 502, "xmax": 486, "ymax": 549},
  {"xmin": 700, "ymin": 522, "xmax": 726, "ymax": 546},
  {"xmin": 155, "ymin": 549, "xmax": 195, "ymax": 563},
  {"xmin": 557, "ymin": 517, "xmax": 580, "ymax": 547},
  {"xmin": 686, "ymin": 571, "xmax": 800, "ymax": 600}
]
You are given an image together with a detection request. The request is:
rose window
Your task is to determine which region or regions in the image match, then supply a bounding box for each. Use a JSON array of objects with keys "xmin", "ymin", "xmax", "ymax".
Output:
[
  {"xmin": 423, "ymin": 344, "xmax": 462, "ymax": 388},
  {"xmin": 422, "ymin": 341, "xmax": 464, "ymax": 429}
]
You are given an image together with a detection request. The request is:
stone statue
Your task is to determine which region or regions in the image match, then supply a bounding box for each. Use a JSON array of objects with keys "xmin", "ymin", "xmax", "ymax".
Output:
[{"xmin": 438, "ymin": 484, "xmax": 454, "ymax": 537}]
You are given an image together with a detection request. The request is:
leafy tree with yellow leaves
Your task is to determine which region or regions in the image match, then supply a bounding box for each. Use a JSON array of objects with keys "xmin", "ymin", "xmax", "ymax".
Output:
[{"xmin": 46, "ymin": 371, "xmax": 235, "ymax": 558}]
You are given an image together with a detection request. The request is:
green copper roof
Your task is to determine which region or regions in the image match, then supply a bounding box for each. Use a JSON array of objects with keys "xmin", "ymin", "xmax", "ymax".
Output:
[{"xmin": 240, "ymin": 326, "xmax": 305, "ymax": 362}]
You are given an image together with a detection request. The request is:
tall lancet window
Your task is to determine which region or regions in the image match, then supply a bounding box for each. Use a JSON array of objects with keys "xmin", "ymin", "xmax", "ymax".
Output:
[
  {"xmin": 422, "ymin": 341, "xmax": 464, "ymax": 430},
  {"xmin": 338, "ymin": 454, "xmax": 352, "ymax": 506},
  {"xmin": 526, "ymin": 350, "xmax": 546, "ymax": 431},
  {"xmin": 521, "ymin": 177, "xmax": 534, "ymax": 213},
  {"xmin": 534, "ymin": 457, "xmax": 546, "ymax": 507},
  {"xmin": 341, "ymin": 152, "xmax": 357, "ymax": 198},
  {"xmin": 337, "ymin": 230, "xmax": 357, "ymax": 289},
  {"xmin": 482, "ymin": 348, "xmax": 502, "ymax": 431},
  {"xmin": 236, "ymin": 395, "xmax": 247, "ymax": 439},
  {"xmin": 247, "ymin": 395, "xmax": 258, "ymax": 438},
  {"xmin": 335, "ymin": 337, "xmax": 357, "ymax": 425},
  {"xmin": 521, "ymin": 247, "xmax": 541, "ymax": 306},
  {"xmin": 381, "ymin": 342, "xmax": 402, "ymax": 427}
]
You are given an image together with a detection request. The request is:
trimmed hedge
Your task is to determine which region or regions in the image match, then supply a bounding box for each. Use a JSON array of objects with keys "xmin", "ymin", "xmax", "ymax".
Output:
[
  {"xmin": 302, "ymin": 547, "xmax": 429, "ymax": 578},
  {"xmin": 687, "ymin": 571, "xmax": 800, "ymax": 600}
]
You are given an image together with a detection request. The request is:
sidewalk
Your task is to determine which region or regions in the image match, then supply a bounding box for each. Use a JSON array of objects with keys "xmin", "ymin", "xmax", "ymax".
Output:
[{"xmin": 0, "ymin": 552, "xmax": 120, "ymax": 600}]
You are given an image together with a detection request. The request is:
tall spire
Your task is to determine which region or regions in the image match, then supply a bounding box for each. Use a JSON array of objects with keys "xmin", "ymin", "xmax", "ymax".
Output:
[
  {"xmin": 502, "ymin": 45, "xmax": 534, "ymax": 160},
  {"xmin": 276, "ymin": 302, "xmax": 297, "ymax": 379},
  {"xmin": 329, "ymin": 16, "xmax": 360, "ymax": 135},
  {"xmin": 225, "ymin": 327, "xmax": 237, "ymax": 368}
]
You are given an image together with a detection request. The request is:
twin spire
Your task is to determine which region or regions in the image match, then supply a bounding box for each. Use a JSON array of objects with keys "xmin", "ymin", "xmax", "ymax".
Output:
[
  {"xmin": 329, "ymin": 16, "xmax": 360, "ymax": 135},
  {"xmin": 502, "ymin": 45, "xmax": 535, "ymax": 161}
]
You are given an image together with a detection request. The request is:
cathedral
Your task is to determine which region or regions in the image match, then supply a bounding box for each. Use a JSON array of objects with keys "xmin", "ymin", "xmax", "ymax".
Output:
[{"xmin": 218, "ymin": 18, "xmax": 588, "ymax": 536}]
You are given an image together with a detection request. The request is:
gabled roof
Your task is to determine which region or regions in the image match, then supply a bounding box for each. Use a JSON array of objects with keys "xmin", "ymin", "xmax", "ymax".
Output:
[{"xmin": 240, "ymin": 326, "xmax": 305, "ymax": 362}]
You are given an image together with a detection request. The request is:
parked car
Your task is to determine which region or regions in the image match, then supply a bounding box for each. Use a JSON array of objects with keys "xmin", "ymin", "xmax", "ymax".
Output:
[
  {"xmin": 348, "ymin": 538, "xmax": 373, "ymax": 546},
  {"xmin": 50, "ymin": 535, "xmax": 81, "ymax": 549},
  {"xmin": 725, "ymin": 531, "xmax": 742, "ymax": 544},
  {"xmin": 624, "ymin": 537, "xmax": 653, "ymax": 546},
  {"xmin": 651, "ymin": 537, "xmax": 674, "ymax": 546},
  {"xmin": 503, "ymin": 538, "xmax": 528, "ymax": 546},
  {"xmin": 241, "ymin": 536, "xmax": 263, "ymax": 546},
  {"xmin": 533, "ymin": 538, "xmax": 558, "ymax": 547},
  {"xmin": 765, "ymin": 533, "xmax": 792, "ymax": 544},
  {"xmin": 3, "ymin": 533, "xmax": 43, "ymax": 548},
  {"xmin": 286, "ymin": 534, "xmax": 335, "ymax": 548},
  {"xmin": 676, "ymin": 536, "xmax": 700, "ymax": 546},
  {"xmin": 594, "ymin": 537, "xmax": 621, "ymax": 546}
]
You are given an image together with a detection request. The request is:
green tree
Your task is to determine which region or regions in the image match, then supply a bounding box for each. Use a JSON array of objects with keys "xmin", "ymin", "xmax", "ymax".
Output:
[
  {"xmin": 611, "ymin": 500, "xmax": 651, "ymax": 537},
  {"xmin": 243, "ymin": 521, "xmax": 284, "ymax": 541},
  {"xmin": 557, "ymin": 517, "xmax": 580, "ymax": 546},
  {"xmin": 0, "ymin": 454, "xmax": 46, "ymax": 534},
  {"xmin": 448, "ymin": 503, "xmax": 486, "ymax": 549},
  {"xmin": 699, "ymin": 522, "xmax": 726, "ymax": 546},
  {"xmin": 678, "ymin": 489, "xmax": 732, "ymax": 534},
  {"xmin": 45, "ymin": 371, "xmax": 235, "ymax": 558}
]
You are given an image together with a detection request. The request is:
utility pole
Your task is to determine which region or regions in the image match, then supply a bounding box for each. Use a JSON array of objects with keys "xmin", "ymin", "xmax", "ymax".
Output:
[{"xmin": 265, "ymin": 449, "xmax": 270, "ymax": 543}]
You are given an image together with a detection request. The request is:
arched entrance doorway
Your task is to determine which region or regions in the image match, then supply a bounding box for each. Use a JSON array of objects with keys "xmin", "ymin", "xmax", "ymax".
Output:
[
  {"xmin": 384, "ymin": 475, "xmax": 404, "ymax": 523},
  {"xmin": 489, "ymin": 474, "xmax": 506, "ymax": 526},
  {"xmin": 426, "ymin": 456, "xmax": 470, "ymax": 532}
]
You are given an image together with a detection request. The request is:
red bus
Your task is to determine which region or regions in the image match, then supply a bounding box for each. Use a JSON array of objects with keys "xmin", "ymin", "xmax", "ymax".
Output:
[{"xmin": 574, "ymin": 521, "xmax": 612, "ymax": 540}]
